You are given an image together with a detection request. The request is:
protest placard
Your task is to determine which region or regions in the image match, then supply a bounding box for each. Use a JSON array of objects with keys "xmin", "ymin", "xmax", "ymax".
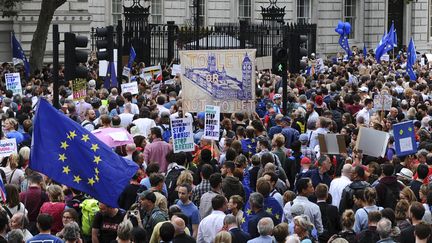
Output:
[
  {"xmin": 171, "ymin": 117, "xmax": 194, "ymax": 153},
  {"xmin": 381, "ymin": 54, "xmax": 390, "ymax": 62},
  {"xmin": 318, "ymin": 134, "xmax": 347, "ymax": 154},
  {"xmin": 180, "ymin": 49, "xmax": 256, "ymax": 113},
  {"xmin": 142, "ymin": 65, "xmax": 162, "ymax": 80},
  {"xmin": 72, "ymin": 78, "xmax": 87, "ymax": 101},
  {"xmin": 203, "ymin": 105, "xmax": 220, "ymax": 140},
  {"xmin": 256, "ymin": 56, "xmax": 272, "ymax": 71},
  {"xmin": 393, "ymin": 121, "xmax": 417, "ymax": 156},
  {"xmin": 171, "ymin": 64, "xmax": 182, "ymax": 76},
  {"xmin": 373, "ymin": 94, "xmax": 392, "ymax": 111},
  {"xmin": 151, "ymin": 83, "xmax": 161, "ymax": 98},
  {"xmin": 0, "ymin": 138, "xmax": 17, "ymax": 158},
  {"xmin": 121, "ymin": 82, "xmax": 139, "ymax": 95},
  {"xmin": 4, "ymin": 73, "xmax": 22, "ymax": 95},
  {"xmin": 122, "ymin": 66, "xmax": 131, "ymax": 77},
  {"xmin": 356, "ymin": 127, "xmax": 390, "ymax": 158}
]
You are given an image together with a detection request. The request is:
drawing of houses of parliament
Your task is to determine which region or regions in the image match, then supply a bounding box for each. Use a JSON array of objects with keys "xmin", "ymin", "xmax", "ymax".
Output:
[{"xmin": 184, "ymin": 53, "xmax": 253, "ymax": 100}]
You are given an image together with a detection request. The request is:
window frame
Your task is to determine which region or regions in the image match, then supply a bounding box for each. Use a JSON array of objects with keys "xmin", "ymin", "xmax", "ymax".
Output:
[
  {"xmin": 343, "ymin": 0, "xmax": 356, "ymax": 39},
  {"xmin": 151, "ymin": 0, "xmax": 163, "ymax": 24},
  {"xmin": 296, "ymin": 0, "xmax": 311, "ymax": 24},
  {"xmin": 239, "ymin": 0, "xmax": 252, "ymax": 21}
]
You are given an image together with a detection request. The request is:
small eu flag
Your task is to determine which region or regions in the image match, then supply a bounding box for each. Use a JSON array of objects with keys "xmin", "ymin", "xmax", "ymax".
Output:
[
  {"xmin": 393, "ymin": 121, "xmax": 417, "ymax": 157},
  {"xmin": 128, "ymin": 45, "xmax": 136, "ymax": 69},
  {"xmin": 11, "ymin": 32, "xmax": 30, "ymax": 79},
  {"xmin": 30, "ymin": 98, "xmax": 138, "ymax": 208},
  {"xmin": 104, "ymin": 61, "xmax": 118, "ymax": 89},
  {"xmin": 407, "ymin": 38, "xmax": 417, "ymax": 81}
]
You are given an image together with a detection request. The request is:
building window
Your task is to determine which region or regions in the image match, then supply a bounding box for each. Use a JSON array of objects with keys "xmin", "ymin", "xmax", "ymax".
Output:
[
  {"xmin": 239, "ymin": 0, "xmax": 252, "ymax": 20},
  {"xmin": 151, "ymin": 0, "xmax": 163, "ymax": 24},
  {"xmin": 344, "ymin": 0, "xmax": 356, "ymax": 39},
  {"xmin": 112, "ymin": 0, "xmax": 122, "ymax": 25},
  {"xmin": 297, "ymin": 0, "xmax": 311, "ymax": 24}
]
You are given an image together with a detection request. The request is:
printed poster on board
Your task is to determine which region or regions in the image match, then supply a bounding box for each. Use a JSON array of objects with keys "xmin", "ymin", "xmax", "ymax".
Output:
[
  {"xmin": 180, "ymin": 49, "xmax": 256, "ymax": 113},
  {"xmin": 171, "ymin": 117, "xmax": 194, "ymax": 153},
  {"xmin": 4, "ymin": 73, "xmax": 22, "ymax": 95},
  {"xmin": 203, "ymin": 105, "xmax": 220, "ymax": 140}
]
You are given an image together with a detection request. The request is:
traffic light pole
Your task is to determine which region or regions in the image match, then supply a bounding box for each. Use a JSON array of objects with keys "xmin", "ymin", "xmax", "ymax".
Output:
[
  {"xmin": 282, "ymin": 70, "xmax": 288, "ymax": 116},
  {"xmin": 53, "ymin": 24, "xmax": 60, "ymax": 109}
]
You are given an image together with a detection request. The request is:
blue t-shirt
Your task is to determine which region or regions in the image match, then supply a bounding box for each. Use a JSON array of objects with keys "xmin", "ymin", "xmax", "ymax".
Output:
[
  {"xmin": 176, "ymin": 200, "xmax": 200, "ymax": 234},
  {"xmin": 26, "ymin": 233, "xmax": 63, "ymax": 243}
]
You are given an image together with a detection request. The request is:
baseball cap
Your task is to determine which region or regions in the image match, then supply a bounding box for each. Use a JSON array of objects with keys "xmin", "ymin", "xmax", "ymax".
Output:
[
  {"xmin": 300, "ymin": 157, "xmax": 311, "ymax": 165},
  {"xmin": 88, "ymin": 79, "xmax": 96, "ymax": 88},
  {"xmin": 299, "ymin": 133, "xmax": 309, "ymax": 143},
  {"xmin": 281, "ymin": 116, "xmax": 291, "ymax": 124},
  {"xmin": 137, "ymin": 190, "xmax": 156, "ymax": 203},
  {"xmin": 273, "ymin": 94, "xmax": 282, "ymax": 100},
  {"xmin": 359, "ymin": 86, "xmax": 369, "ymax": 93}
]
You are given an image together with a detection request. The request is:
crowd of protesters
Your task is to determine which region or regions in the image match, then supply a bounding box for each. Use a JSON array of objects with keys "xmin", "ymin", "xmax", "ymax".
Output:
[{"xmin": 0, "ymin": 47, "xmax": 432, "ymax": 243}]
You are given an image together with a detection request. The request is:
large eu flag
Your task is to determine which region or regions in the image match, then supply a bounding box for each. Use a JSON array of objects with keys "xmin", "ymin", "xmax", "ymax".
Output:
[
  {"xmin": 241, "ymin": 196, "xmax": 283, "ymax": 233},
  {"xmin": 393, "ymin": 121, "xmax": 417, "ymax": 157},
  {"xmin": 30, "ymin": 98, "xmax": 138, "ymax": 208}
]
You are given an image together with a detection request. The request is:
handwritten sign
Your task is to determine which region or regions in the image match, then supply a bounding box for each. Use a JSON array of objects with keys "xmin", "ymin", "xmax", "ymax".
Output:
[
  {"xmin": 171, "ymin": 64, "xmax": 181, "ymax": 76},
  {"xmin": 72, "ymin": 78, "xmax": 87, "ymax": 101},
  {"xmin": 121, "ymin": 82, "xmax": 139, "ymax": 95},
  {"xmin": 171, "ymin": 118, "xmax": 194, "ymax": 153},
  {"xmin": 151, "ymin": 83, "xmax": 161, "ymax": 98},
  {"xmin": 4, "ymin": 73, "xmax": 22, "ymax": 95},
  {"xmin": 373, "ymin": 94, "xmax": 392, "ymax": 111},
  {"xmin": 0, "ymin": 139, "xmax": 17, "ymax": 158},
  {"xmin": 203, "ymin": 105, "xmax": 220, "ymax": 140}
]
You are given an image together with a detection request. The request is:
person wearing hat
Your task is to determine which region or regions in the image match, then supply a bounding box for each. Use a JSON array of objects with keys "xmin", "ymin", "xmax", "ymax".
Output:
[
  {"xmin": 396, "ymin": 167, "xmax": 414, "ymax": 186},
  {"xmin": 299, "ymin": 133, "xmax": 316, "ymax": 163},
  {"xmin": 138, "ymin": 190, "xmax": 169, "ymax": 236},
  {"xmin": 299, "ymin": 155, "xmax": 332, "ymax": 188},
  {"xmin": 281, "ymin": 116, "xmax": 300, "ymax": 148},
  {"xmin": 272, "ymin": 94, "xmax": 282, "ymax": 114}
]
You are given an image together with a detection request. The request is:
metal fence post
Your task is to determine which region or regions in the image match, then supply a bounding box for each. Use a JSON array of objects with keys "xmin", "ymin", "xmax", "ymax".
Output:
[
  {"xmin": 239, "ymin": 20, "xmax": 247, "ymax": 49},
  {"xmin": 167, "ymin": 21, "xmax": 176, "ymax": 64}
]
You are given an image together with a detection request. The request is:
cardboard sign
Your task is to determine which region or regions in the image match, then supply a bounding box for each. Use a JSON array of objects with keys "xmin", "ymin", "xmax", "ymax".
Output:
[
  {"xmin": 171, "ymin": 64, "xmax": 182, "ymax": 76},
  {"xmin": 318, "ymin": 134, "xmax": 347, "ymax": 154},
  {"xmin": 256, "ymin": 56, "xmax": 272, "ymax": 71},
  {"xmin": 4, "ymin": 73, "xmax": 22, "ymax": 95},
  {"xmin": 151, "ymin": 83, "xmax": 161, "ymax": 98},
  {"xmin": 356, "ymin": 127, "xmax": 390, "ymax": 158},
  {"xmin": 373, "ymin": 94, "xmax": 392, "ymax": 111},
  {"xmin": 121, "ymin": 82, "xmax": 139, "ymax": 95},
  {"xmin": 171, "ymin": 117, "xmax": 194, "ymax": 153},
  {"xmin": 180, "ymin": 49, "xmax": 256, "ymax": 113},
  {"xmin": 72, "ymin": 78, "xmax": 87, "ymax": 101},
  {"xmin": 0, "ymin": 138, "xmax": 17, "ymax": 158},
  {"xmin": 122, "ymin": 66, "xmax": 131, "ymax": 77},
  {"xmin": 393, "ymin": 121, "xmax": 417, "ymax": 156},
  {"xmin": 142, "ymin": 65, "xmax": 162, "ymax": 80},
  {"xmin": 203, "ymin": 105, "xmax": 220, "ymax": 140}
]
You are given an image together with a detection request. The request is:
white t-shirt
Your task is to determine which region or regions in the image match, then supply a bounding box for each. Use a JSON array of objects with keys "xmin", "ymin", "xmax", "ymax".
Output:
[
  {"xmin": 119, "ymin": 113, "xmax": 135, "ymax": 128},
  {"xmin": 132, "ymin": 118, "xmax": 156, "ymax": 137}
]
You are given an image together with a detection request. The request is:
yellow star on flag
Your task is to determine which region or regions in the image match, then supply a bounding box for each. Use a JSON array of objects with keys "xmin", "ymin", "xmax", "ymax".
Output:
[
  {"xmin": 247, "ymin": 209, "xmax": 252, "ymax": 215},
  {"xmin": 58, "ymin": 153, "xmax": 67, "ymax": 162},
  {"xmin": 68, "ymin": 131, "xmax": 77, "ymax": 140},
  {"xmin": 399, "ymin": 129, "xmax": 403, "ymax": 135},
  {"xmin": 93, "ymin": 156, "xmax": 101, "ymax": 165},
  {"xmin": 266, "ymin": 207, "xmax": 273, "ymax": 213},
  {"xmin": 408, "ymin": 127, "xmax": 413, "ymax": 132},
  {"xmin": 60, "ymin": 141, "xmax": 69, "ymax": 150},
  {"xmin": 88, "ymin": 178, "xmax": 95, "ymax": 186},
  {"xmin": 95, "ymin": 175, "xmax": 99, "ymax": 182},
  {"xmin": 275, "ymin": 214, "xmax": 280, "ymax": 220},
  {"xmin": 62, "ymin": 166, "xmax": 71, "ymax": 174},
  {"xmin": 73, "ymin": 175, "xmax": 82, "ymax": 183},
  {"xmin": 81, "ymin": 134, "xmax": 90, "ymax": 142},
  {"xmin": 91, "ymin": 144, "xmax": 99, "ymax": 152},
  {"xmin": 94, "ymin": 168, "xmax": 99, "ymax": 175},
  {"xmin": 241, "ymin": 217, "xmax": 245, "ymax": 223}
]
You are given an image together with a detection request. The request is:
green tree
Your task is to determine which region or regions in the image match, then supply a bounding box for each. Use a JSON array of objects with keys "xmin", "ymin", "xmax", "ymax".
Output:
[{"xmin": 1, "ymin": 0, "xmax": 66, "ymax": 73}]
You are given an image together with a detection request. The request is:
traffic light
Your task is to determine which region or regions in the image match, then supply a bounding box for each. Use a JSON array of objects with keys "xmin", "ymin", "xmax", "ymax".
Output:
[
  {"xmin": 288, "ymin": 34, "xmax": 308, "ymax": 74},
  {"xmin": 95, "ymin": 26, "xmax": 114, "ymax": 62},
  {"xmin": 272, "ymin": 47, "xmax": 288, "ymax": 76},
  {"xmin": 64, "ymin": 32, "xmax": 88, "ymax": 81}
]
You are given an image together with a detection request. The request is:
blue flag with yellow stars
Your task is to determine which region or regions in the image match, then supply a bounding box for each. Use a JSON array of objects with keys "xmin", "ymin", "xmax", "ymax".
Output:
[
  {"xmin": 30, "ymin": 98, "xmax": 138, "ymax": 208},
  {"xmin": 241, "ymin": 196, "xmax": 283, "ymax": 232},
  {"xmin": 393, "ymin": 121, "xmax": 417, "ymax": 157}
]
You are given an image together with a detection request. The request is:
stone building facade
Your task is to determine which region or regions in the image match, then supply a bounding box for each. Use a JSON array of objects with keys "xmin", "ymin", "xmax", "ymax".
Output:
[{"xmin": 0, "ymin": 0, "xmax": 430, "ymax": 63}]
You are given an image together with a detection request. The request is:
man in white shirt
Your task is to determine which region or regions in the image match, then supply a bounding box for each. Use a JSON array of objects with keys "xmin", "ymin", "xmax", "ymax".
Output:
[
  {"xmin": 309, "ymin": 117, "xmax": 331, "ymax": 152},
  {"xmin": 197, "ymin": 195, "xmax": 227, "ymax": 243},
  {"xmin": 118, "ymin": 103, "xmax": 135, "ymax": 128},
  {"xmin": 329, "ymin": 164, "xmax": 352, "ymax": 209},
  {"xmin": 156, "ymin": 95, "xmax": 170, "ymax": 116},
  {"xmin": 132, "ymin": 107, "xmax": 156, "ymax": 138},
  {"xmin": 356, "ymin": 98, "xmax": 373, "ymax": 127}
]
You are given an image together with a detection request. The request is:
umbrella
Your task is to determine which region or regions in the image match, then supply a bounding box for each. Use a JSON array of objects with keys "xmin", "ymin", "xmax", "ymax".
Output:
[{"xmin": 92, "ymin": 127, "xmax": 134, "ymax": 148}]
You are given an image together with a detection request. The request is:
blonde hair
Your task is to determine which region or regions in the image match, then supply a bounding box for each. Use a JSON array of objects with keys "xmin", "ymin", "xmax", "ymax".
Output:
[
  {"xmin": 5, "ymin": 118, "xmax": 18, "ymax": 130},
  {"xmin": 293, "ymin": 215, "xmax": 314, "ymax": 232},
  {"xmin": 364, "ymin": 187, "xmax": 377, "ymax": 205},
  {"xmin": 342, "ymin": 209, "xmax": 355, "ymax": 229},
  {"xmin": 46, "ymin": 185, "xmax": 64, "ymax": 202},
  {"xmin": 272, "ymin": 134, "xmax": 285, "ymax": 148},
  {"xmin": 400, "ymin": 187, "xmax": 417, "ymax": 203},
  {"xmin": 19, "ymin": 147, "xmax": 30, "ymax": 161},
  {"xmin": 214, "ymin": 231, "xmax": 232, "ymax": 243},
  {"xmin": 8, "ymin": 153, "xmax": 20, "ymax": 169},
  {"xmin": 176, "ymin": 170, "xmax": 193, "ymax": 186}
]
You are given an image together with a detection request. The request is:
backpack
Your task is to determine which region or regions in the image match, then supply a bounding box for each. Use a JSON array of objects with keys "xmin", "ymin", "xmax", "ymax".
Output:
[
  {"xmin": 382, "ymin": 183, "xmax": 400, "ymax": 209},
  {"xmin": 82, "ymin": 121, "xmax": 95, "ymax": 130},
  {"xmin": 80, "ymin": 199, "xmax": 100, "ymax": 236},
  {"xmin": 256, "ymin": 98, "xmax": 270, "ymax": 118},
  {"xmin": 160, "ymin": 124, "xmax": 171, "ymax": 143},
  {"xmin": 165, "ymin": 166, "xmax": 185, "ymax": 205}
]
